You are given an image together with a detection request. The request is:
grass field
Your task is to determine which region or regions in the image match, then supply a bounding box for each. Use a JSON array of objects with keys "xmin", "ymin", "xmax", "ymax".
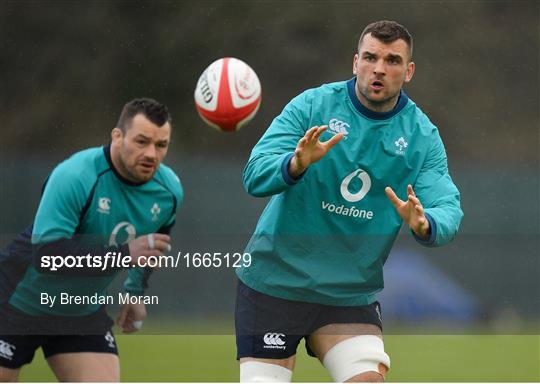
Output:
[{"xmin": 18, "ymin": 331, "xmax": 540, "ymax": 382}]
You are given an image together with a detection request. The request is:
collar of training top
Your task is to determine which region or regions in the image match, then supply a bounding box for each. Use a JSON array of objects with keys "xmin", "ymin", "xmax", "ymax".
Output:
[
  {"xmin": 347, "ymin": 77, "xmax": 409, "ymax": 120},
  {"xmin": 103, "ymin": 144, "xmax": 149, "ymax": 187}
]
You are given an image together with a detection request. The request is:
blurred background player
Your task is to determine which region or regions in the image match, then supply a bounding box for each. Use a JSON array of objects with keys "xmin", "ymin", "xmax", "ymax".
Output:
[
  {"xmin": 236, "ymin": 20, "xmax": 463, "ymax": 382},
  {"xmin": 0, "ymin": 98, "xmax": 183, "ymax": 381}
]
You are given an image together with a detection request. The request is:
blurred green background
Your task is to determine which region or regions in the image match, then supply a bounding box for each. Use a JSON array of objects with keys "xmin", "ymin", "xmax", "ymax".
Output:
[{"xmin": 1, "ymin": 0, "xmax": 538, "ymax": 381}]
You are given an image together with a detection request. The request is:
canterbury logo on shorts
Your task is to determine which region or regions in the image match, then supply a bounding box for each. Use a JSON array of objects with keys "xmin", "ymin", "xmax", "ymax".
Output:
[
  {"xmin": 263, "ymin": 333, "xmax": 286, "ymax": 350},
  {"xmin": 0, "ymin": 340, "xmax": 16, "ymax": 360}
]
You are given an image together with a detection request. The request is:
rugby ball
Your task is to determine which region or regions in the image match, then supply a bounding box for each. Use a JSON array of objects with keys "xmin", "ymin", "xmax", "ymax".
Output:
[{"xmin": 194, "ymin": 57, "xmax": 261, "ymax": 132}]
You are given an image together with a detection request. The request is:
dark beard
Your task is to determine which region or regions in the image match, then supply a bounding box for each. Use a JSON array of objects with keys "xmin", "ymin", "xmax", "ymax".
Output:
[{"xmin": 357, "ymin": 85, "xmax": 400, "ymax": 113}]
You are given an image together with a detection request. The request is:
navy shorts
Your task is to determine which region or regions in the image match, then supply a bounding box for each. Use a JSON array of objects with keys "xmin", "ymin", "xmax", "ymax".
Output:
[
  {"xmin": 0, "ymin": 303, "xmax": 118, "ymax": 369},
  {"xmin": 235, "ymin": 279, "xmax": 382, "ymax": 360}
]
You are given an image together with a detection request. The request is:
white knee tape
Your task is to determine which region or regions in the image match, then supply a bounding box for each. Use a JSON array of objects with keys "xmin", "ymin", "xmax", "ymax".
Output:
[
  {"xmin": 240, "ymin": 361, "xmax": 293, "ymax": 383},
  {"xmin": 322, "ymin": 335, "xmax": 390, "ymax": 382}
]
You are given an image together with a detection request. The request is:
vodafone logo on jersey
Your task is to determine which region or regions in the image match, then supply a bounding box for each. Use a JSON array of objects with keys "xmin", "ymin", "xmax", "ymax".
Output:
[
  {"xmin": 340, "ymin": 169, "xmax": 371, "ymax": 202},
  {"xmin": 321, "ymin": 168, "xmax": 375, "ymax": 220},
  {"xmin": 109, "ymin": 221, "xmax": 137, "ymax": 247}
]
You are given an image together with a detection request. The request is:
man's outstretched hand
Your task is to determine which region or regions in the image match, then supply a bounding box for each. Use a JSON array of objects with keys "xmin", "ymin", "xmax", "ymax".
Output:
[
  {"xmin": 117, "ymin": 302, "xmax": 146, "ymax": 333},
  {"xmin": 385, "ymin": 184, "xmax": 430, "ymax": 239},
  {"xmin": 288, "ymin": 126, "xmax": 343, "ymax": 178}
]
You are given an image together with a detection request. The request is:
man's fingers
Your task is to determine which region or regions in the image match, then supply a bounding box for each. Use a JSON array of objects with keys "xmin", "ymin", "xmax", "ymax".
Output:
[
  {"xmin": 146, "ymin": 234, "xmax": 155, "ymax": 249},
  {"xmin": 313, "ymin": 125, "xmax": 328, "ymax": 141},
  {"xmin": 385, "ymin": 187, "xmax": 403, "ymax": 207},
  {"xmin": 296, "ymin": 137, "xmax": 307, "ymax": 152},
  {"xmin": 146, "ymin": 234, "xmax": 171, "ymax": 253},
  {"xmin": 152, "ymin": 234, "xmax": 171, "ymax": 243},
  {"xmin": 122, "ymin": 323, "xmax": 136, "ymax": 333},
  {"xmin": 304, "ymin": 126, "xmax": 318, "ymax": 141},
  {"xmin": 131, "ymin": 320, "xmax": 143, "ymax": 330},
  {"xmin": 124, "ymin": 317, "xmax": 138, "ymax": 333},
  {"xmin": 153, "ymin": 239, "xmax": 172, "ymax": 253},
  {"xmin": 323, "ymin": 132, "xmax": 344, "ymax": 150},
  {"xmin": 308, "ymin": 127, "xmax": 319, "ymax": 141},
  {"xmin": 408, "ymin": 195, "xmax": 424, "ymax": 215},
  {"xmin": 121, "ymin": 315, "xmax": 133, "ymax": 332},
  {"xmin": 304, "ymin": 125, "xmax": 328, "ymax": 143},
  {"xmin": 407, "ymin": 184, "xmax": 416, "ymax": 197},
  {"xmin": 408, "ymin": 194, "xmax": 421, "ymax": 205},
  {"xmin": 116, "ymin": 307, "xmax": 128, "ymax": 328}
]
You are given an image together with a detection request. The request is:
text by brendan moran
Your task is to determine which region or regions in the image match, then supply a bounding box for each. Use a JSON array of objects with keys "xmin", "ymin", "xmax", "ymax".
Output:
[{"xmin": 40, "ymin": 292, "xmax": 158, "ymax": 307}]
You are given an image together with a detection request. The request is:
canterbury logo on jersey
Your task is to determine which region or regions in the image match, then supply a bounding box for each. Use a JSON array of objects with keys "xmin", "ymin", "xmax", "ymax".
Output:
[
  {"xmin": 328, "ymin": 118, "xmax": 350, "ymax": 137},
  {"xmin": 263, "ymin": 333, "xmax": 286, "ymax": 350},
  {"xmin": 98, "ymin": 197, "xmax": 111, "ymax": 214},
  {"xmin": 0, "ymin": 340, "xmax": 15, "ymax": 360}
]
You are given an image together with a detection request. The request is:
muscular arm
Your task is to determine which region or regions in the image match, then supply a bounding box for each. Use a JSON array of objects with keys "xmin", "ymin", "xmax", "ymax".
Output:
[
  {"xmin": 243, "ymin": 93, "xmax": 311, "ymax": 197},
  {"xmin": 411, "ymin": 132, "xmax": 463, "ymax": 246}
]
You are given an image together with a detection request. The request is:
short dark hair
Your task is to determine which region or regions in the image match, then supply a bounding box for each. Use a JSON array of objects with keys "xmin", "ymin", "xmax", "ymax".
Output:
[
  {"xmin": 117, "ymin": 98, "xmax": 172, "ymax": 132},
  {"xmin": 358, "ymin": 20, "xmax": 413, "ymax": 61}
]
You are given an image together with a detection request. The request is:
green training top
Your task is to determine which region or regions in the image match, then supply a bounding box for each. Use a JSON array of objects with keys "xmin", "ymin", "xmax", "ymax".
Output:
[
  {"xmin": 8, "ymin": 145, "xmax": 183, "ymax": 316},
  {"xmin": 237, "ymin": 78, "xmax": 463, "ymax": 306}
]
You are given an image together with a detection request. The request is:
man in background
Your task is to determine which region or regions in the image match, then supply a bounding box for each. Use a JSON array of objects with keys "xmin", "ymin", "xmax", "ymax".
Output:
[{"xmin": 0, "ymin": 98, "xmax": 183, "ymax": 381}]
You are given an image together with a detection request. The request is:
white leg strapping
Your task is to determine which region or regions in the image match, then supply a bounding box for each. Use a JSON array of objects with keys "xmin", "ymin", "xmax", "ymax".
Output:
[
  {"xmin": 240, "ymin": 361, "xmax": 293, "ymax": 383},
  {"xmin": 322, "ymin": 335, "xmax": 390, "ymax": 382}
]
